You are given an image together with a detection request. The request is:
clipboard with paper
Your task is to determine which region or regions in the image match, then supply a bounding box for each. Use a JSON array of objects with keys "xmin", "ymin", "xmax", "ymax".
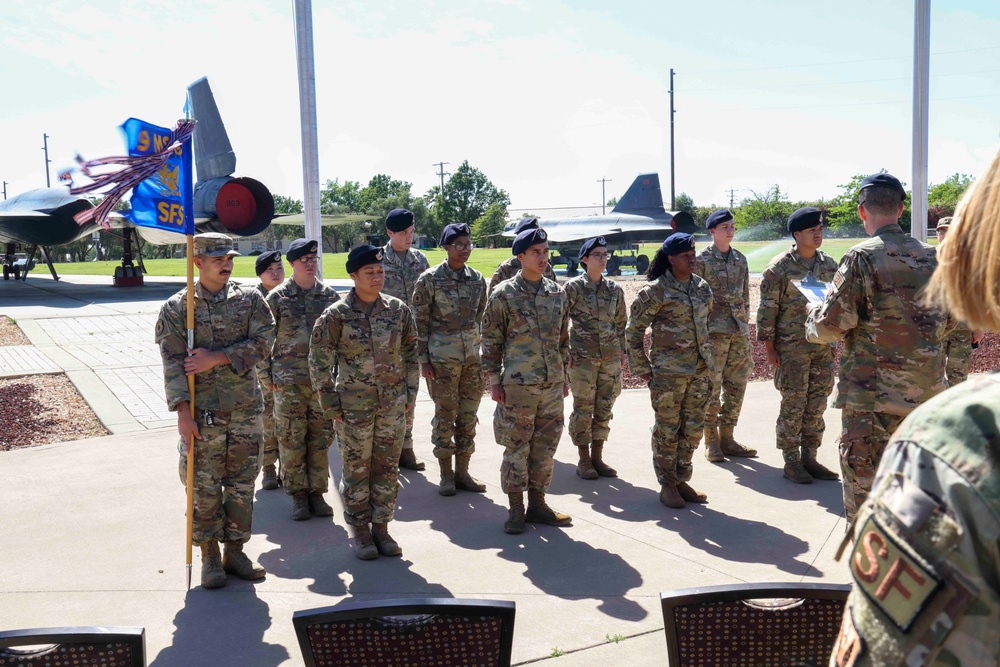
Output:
[{"xmin": 792, "ymin": 272, "xmax": 833, "ymax": 305}]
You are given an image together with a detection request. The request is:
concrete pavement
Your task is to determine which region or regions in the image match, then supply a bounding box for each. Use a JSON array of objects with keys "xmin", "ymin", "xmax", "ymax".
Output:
[{"xmin": 0, "ymin": 274, "xmax": 851, "ymax": 666}]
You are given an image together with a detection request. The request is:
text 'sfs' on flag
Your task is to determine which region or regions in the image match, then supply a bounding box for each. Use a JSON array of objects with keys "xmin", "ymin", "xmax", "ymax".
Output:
[{"xmin": 122, "ymin": 118, "xmax": 195, "ymax": 235}]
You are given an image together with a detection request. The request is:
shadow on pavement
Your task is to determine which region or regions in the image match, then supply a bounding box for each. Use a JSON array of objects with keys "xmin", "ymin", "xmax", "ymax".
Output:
[{"xmin": 717, "ymin": 457, "xmax": 844, "ymax": 517}]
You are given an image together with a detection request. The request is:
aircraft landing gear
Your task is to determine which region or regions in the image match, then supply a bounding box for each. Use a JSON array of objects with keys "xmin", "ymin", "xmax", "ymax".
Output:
[
  {"xmin": 636, "ymin": 254, "xmax": 650, "ymax": 275},
  {"xmin": 113, "ymin": 228, "xmax": 144, "ymax": 287},
  {"xmin": 606, "ymin": 255, "xmax": 622, "ymax": 276},
  {"xmin": 564, "ymin": 258, "xmax": 579, "ymax": 276}
]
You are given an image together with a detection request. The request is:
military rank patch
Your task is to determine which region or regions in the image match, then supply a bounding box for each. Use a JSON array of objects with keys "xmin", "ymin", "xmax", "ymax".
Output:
[
  {"xmin": 850, "ymin": 515, "xmax": 941, "ymax": 632},
  {"xmin": 638, "ymin": 289, "xmax": 650, "ymax": 304},
  {"xmin": 832, "ymin": 606, "xmax": 865, "ymax": 667}
]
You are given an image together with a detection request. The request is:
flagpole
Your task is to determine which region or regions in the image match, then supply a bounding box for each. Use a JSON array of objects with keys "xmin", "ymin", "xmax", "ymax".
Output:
[{"xmin": 181, "ymin": 122, "xmax": 197, "ymax": 591}]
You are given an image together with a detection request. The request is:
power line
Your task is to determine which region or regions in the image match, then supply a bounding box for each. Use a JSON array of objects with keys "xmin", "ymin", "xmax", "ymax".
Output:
[
  {"xmin": 433, "ymin": 161, "xmax": 450, "ymax": 194},
  {"xmin": 682, "ymin": 67, "xmax": 1000, "ymax": 94}
]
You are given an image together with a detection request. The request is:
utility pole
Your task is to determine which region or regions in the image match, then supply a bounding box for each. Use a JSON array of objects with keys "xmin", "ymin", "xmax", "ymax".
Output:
[
  {"xmin": 726, "ymin": 189, "xmax": 737, "ymax": 208},
  {"xmin": 433, "ymin": 161, "xmax": 450, "ymax": 194},
  {"xmin": 2, "ymin": 181, "xmax": 7, "ymax": 200},
  {"xmin": 41, "ymin": 134, "xmax": 52, "ymax": 187},
  {"xmin": 669, "ymin": 68, "xmax": 676, "ymax": 211},
  {"xmin": 597, "ymin": 177, "xmax": 612, "ymax": 214}
]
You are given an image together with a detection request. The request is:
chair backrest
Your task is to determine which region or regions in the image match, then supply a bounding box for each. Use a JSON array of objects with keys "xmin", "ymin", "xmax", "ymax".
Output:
[
  {"xmin": 0, "ymin": 627, "xmax": 145, "ymax": 667},
  {"xmin": 293, "ymin": 598, "xmax": 516, "ymax": 667},
  {"xmin": 661, "ymin": 582, "xmax": 851, "ymax": 667}
]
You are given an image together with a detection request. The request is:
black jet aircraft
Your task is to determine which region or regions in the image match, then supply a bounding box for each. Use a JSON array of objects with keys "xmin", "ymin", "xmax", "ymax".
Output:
[
  {"xmin": 502, "ymin": 172, "xmax": 697, "ymax": 275},
  {"xmin": 0, "ymin": 78, "xmax": 286, "ymax": 281}
]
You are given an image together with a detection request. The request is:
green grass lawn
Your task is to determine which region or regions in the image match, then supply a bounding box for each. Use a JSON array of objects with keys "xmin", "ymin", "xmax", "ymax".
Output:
[{"xmin": 47, "ymin": 238, "xmax": 894, "ymax": 279}]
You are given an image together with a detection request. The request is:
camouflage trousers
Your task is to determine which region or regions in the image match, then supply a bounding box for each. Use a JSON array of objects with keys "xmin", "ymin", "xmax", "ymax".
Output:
[
  {"xmin": 260, "ymin": 382, "xmax": 278, "ymax": 468},
  {"xmin": 650, "ymin": 374, "xmax": 711, "ymax": 487},
  {"xmin": 944, "ymin": 329, "xmax": 974, "ymax": 387},
  {"xmin": 494, "ymin": 383, "xmax": 564, "ymax": 494},
  {"xmin": 176, "ymin": 408, "xmax": 262, "ymax": 545},
  {"xmin": 705, "ymin": 331, "xmax": 753, "ymax": 427},
  {"xmin": 427, "ymin": 360, "xmax": 484, "ymax": 459},
  {"xmin": 839, "ymin": 409, "xmax": 904, "ymax": 523},
  {"xmin": 773, "ymin": 345, "xmax": 834, "ymax": 451},
  {"xmin": 403, "ymin": 360, "xmax": 417, "ymax": 451},
  {"xmin": 274, "ymin": 383, "xmax": 333, "ymax": 495},
  {"xmin": 336, "ymin": 405, "xmax": 405, "ymax": 525},
  {"xmin": 568, "ymin": 356, "xmax": 622, "ymax": 447}
]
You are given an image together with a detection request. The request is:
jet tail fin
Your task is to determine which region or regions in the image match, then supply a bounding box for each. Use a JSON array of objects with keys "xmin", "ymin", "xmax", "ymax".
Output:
[
  {"xmin": 186, "ymin": 78, "xmax": 236, "ymax": 181},
  {"xmin": 611, "ymin": 173, "xmax": 665, "ymax": 215}
]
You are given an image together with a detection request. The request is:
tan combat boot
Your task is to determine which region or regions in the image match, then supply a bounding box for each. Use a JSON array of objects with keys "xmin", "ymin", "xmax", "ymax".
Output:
[
  {"xmin": 677, "ymin": 482, "xmax": 708, "ymax": 504},
  {"xmin": 308, "ymin": 491, "xmax": 334, "ymax": 516},
  {"xmin": 525, "ymin": 489, "xmax": 572, "ymax": 526},
  {"xmin": 352, "ymin": 524, "xmax": 379, "ymax": 560},
  {"xmin": 372, "ymin": 522, "xmax": 402, "ymax": 557},
  {"xmin": 222, "ymin": 542, "xmax": 266, "ymax": 580},
  {"xmin": 576, "ymin": 445, "xmax": 599, "ymax": 479},
  {"xmin": 454, "ymin": 452, "xmax": 487, "ymax": 492},
  {"xmin": 438, "ymin": 456, "xmax": 456, "ymax": 496},
  {"xmin": 590, "ymin": 440, "xmax": 617, "ymax": 477},
  {"xmin": 802, "ymin": 447, "xmax": 840, "ymax": 481},
  {"xmin": 200, "ymin": 541, "xmax": 227, "ymax": 589},
  {"xmin": 399, "ymin": 448, "xmax": 425, "ymax": 471},
  {"xmin": 703, "ymin": 426, "xmax": 726, "ymax": 462},
  {"xmin": 505, "ymin": 493, "xmax": 525, "ymax": 534},
  {"xmin": 782, "ymin": 450, "xmax": 813, "ymax": 484},
  {"xmin": 659, "ymin": 485, "xmax": 685, "ymax": 509},
  {"xmin": 291, "ymin": 492, "xmax": 311, "ymax": 521},
  {"xmin": 720, "ymin": 426, "xmax": 758, "ymax": 458},
  {"xmin": 261, "ymin": 464, "xmax": 279, "ymax": 490}
]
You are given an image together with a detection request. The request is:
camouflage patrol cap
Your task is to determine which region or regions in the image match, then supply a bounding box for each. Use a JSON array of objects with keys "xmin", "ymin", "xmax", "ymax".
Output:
[
  {"xmin": 936, "ymin": 216, "xmax": 953, "ymax": 231},
  {"xmin": 194, "ymin": 233, "xmax": 240, "ymax": 257}
]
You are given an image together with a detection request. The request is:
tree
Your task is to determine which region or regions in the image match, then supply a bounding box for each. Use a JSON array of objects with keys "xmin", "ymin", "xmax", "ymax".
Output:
[
  {"xmin": 265, "ymin": 194, "xmax": 305, "ymax": 247},
  {"xmin": 439, "ymin": 161, "xmax": 510, "ymax": 227},
  {"xmin": 827, "ymin": 171, "xmax": 912, "ymax": 236},
  {"xmin": 928, "ymin": 173, "xmax": 974, "ymax": 218},
  {"xmin": 674, "ymin": 192, "xmax": 695, "ymax": 215},
  {"xmin": 732, "ymin": 186, "xmax": 795, "ymax": 240},
  {"xmin": 321, "ymin": 179, "xmax": 362, "ymax": 213},
  {"xmin": 470, "ymin": 203, "xmax": 509, "ymax": 248},
  {"xmin": 606, "ymin": 196, "xmax": 619, "ymax": 208}
]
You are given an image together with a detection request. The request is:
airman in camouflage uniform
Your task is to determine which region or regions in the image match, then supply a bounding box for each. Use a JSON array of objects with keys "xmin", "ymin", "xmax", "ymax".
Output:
[
  {"xmin": 156, "ymin": 233, "xmax": 275, "ymax": 589},
  {"xmin": 830, "ymin": 375, "xmax": 1000, "ymax": 667},
  {"xmin": 756, "ymin": 208, "xmax": 840, "ymax": 485},
  {"xmin": 381, "ymin": 208, "xmax": 430, "ymax": 471},
  {"xmin": 627, "ymin": 233, "xmax": 713, "ymax": 509},
  {"xmin": 412, "ymin": 223, "xmax": 489, "ymax": 497},
  {"xmin": 806, "ymin": 173, "xmax": 949, "ymax": 523},
  {"xmin": 489, "ymin": 217, "xmax": 557, "ymax": 291},
  {"xmin": 695, "ymin": 209, "xmax": 757, "ymax": 461},
  {"xmin": 265, "ymin": 238, "xmax": 341, "ymax": 521},
  {"xmin": 482, "ymin": 227, "xmax": 572, "ymax": 534},
  {"xmin": 564, "ymin": 236, "xmax": 626, "ymax": 480},
  {"xmin": 936, "ymin": 217, "xmax": 979, "ymax": 386},
  {"xmin": 254, "ymin": 250, "xmax": 284, "ymax": 491},
  {"xmin": 310, "ymin": 244, "xmax": 418, "ymax": 560}
]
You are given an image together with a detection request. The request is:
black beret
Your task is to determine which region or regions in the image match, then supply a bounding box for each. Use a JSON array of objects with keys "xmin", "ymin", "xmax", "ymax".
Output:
[
  {"xmin": 286, "ymin": 238, "xmax": 318, "ymax": 263},
  {"xmin": 440, "ymin": 223, "xmax": 471, "ymax": 247},
  {"xmin": 514, "ymin": 217, "xmax": 540, "ymax": 234},
  {"xmin": 787, "ymin": 207, "xmax": 823, "ymax": 234},
  {"xmin": 512, "ymin": 228, "xmax": 548, "ymax": 256},
  {"xmin": 859, "ymin": 173, "xmax": 906, "ymax": 201},
  {"xmin": 385, "ymin": 208, "xmax": 415, "ymax": 232},
  {"xmin": 346, "ymin": 244, "xmax": 384, "ymax": 274},
  {"xmin": 706, "ymin": 208, "xmax": 734, "ymax": 230},
  {"xmin": 661, "ymin": 232, "xmax": 696, "ymax": 256},
  {"xmin": 579, "ymin": 236, "xmax": 608, "ymax": 260},
  {"xmin": 254, "ymin": 250, "xmax": 282, "ymax": 276}
]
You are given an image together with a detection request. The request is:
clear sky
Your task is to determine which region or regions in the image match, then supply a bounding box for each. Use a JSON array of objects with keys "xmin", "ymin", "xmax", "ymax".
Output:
[{"xmin": 1, "ymin": 0, "xmax": 998, "ymax": 212}]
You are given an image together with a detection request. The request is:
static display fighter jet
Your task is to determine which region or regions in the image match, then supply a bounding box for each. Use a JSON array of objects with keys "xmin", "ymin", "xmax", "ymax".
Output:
[
  {"xmin": 0, "ymin": 77, "xmax": 354, "ymax": 282},
  {"xmin": 502, "ymin": 173, "xmax": 697, "ymax": 275}
]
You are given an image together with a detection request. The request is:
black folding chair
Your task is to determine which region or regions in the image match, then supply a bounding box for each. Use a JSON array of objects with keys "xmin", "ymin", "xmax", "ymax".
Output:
[
  {"xmin": 293, "ymin": 597, "xmax": 515, "ymax": 667},
  {"xmin": 0, "ymin": 626, "xmax": 145, "ymax": 666},
  {"xmin": 661, "ymin": 582, "xmax": 851, "ymax": 667}
]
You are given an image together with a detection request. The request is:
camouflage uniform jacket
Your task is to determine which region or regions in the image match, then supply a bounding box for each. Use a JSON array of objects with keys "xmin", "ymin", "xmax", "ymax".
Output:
[
  {"xmin": 756, "ymin": 246, "xmax": 838, "ymax": 351},
  {"xmin": 381, "ymin": 242, "xmax": 429, "ymax": 306},
  {"xmin": 695, "ymin": 244, "xmax": 750, "ymax": 335},
  {"xmin": 156, "ymin": 280, "xmax": 275, "ymax": 412},
  {"xmin": 489, "ymin": 256, "xmax": 557, "ymax": 292},
  {"xmin": 805, "ymin": 224, "xmax": 948, "ymax": 416},
  {"xmin": 481, "ymin": 273, "xmax": 569, "ymax": 387},
  {"xmin": 255, "ymin": 282, "xmax": 274, "ymax": 387},
  {"xmin": 563, "ymin": 274, "xmax": 626, "ymax": 363},
  {"xmin": 411, "ymin": 261, "xmax": 488, "ymax": 365},
  {"xmin": 832, "ymin": 374, "xmax": 1000, "ymax": 667},
  {"xmin": 626, "ymin": 272, "xmax": 713, "ymax": 377},
  {"xmin": 265, "ymin": 278, "xmax": 341, "ymax": 385},
  {"xmin": 309, "ymin": 289, "xmax": 418, "ymax": 418}
]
